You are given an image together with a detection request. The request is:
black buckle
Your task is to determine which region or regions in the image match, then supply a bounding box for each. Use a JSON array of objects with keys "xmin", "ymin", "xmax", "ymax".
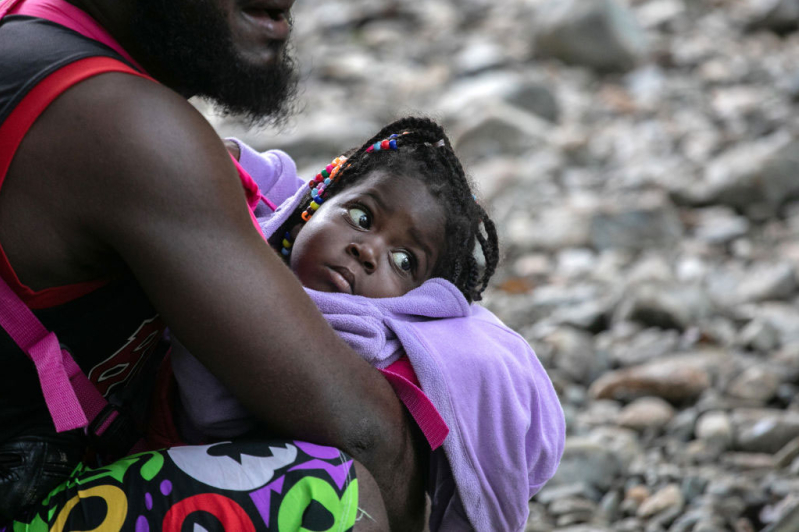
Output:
[{"xmin": 85, "ymin": 404, "xmax": 140, "ymax": 461}]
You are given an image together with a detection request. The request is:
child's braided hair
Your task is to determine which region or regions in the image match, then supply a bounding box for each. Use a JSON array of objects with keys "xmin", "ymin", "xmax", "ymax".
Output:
[{"xmin": 270, "ymin": 116, "xmax": 499, "ymax": 302}]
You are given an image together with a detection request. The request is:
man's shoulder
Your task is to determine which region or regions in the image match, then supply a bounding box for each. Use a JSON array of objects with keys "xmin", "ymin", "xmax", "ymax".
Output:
[{"xmin": 42, "ymin": 71, "xmax": 231, "ymax": 190}]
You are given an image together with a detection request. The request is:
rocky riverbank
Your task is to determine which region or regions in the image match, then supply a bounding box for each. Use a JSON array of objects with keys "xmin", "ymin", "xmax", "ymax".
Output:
[{"xmin": 206, "ymin": 0, "xmax": 799, "ymax": 530}]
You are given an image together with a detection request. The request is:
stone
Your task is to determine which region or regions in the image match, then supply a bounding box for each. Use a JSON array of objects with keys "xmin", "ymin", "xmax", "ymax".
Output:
[
  {"xmin": 695, "ymin": 410, "xmax": 734, "ymax": 450},
  {"xmin": 735, "ymin": 263, "xmax": 797, "ymax": 304},
  {"xmin": 765, "ymin": 502, "xmax": 799, "ymax": 532},
  {"xmin": 546, "ymin": 437, "xmax": 623, "ymax": 492},
  {"xmin": 604, "ymin": 327, "xmax": 680, "ymax": 368},
  {"xmin": 589, "ymin": 354, "xmax": 713, "ymax": 403},
  {"xmin": 720, "ymin": 452, "xmax": 776, "ymax": 470},
  {"xmin": 684, "ymin": 134, "xmax": 799, "ymax": 216},
  {"xmin": 453, "ymin": 104, "xmax": 550, "ymax": 164},
  {"xmin": 506, "ymin": 205, "xmax": 593, "ymax": 251},
  {"xmin": 548, "ymin": 496, "xmax": 598, "ymax": 518},
  {"xmin": 738, "ymin": 319, "xmax": 781, "ymax": 352},
  {"xmin": 732, "ymin": 408, "xmax": 799, "ymax": 453},
  {"xmin": 613, "ymin": 282, "xmax": 713, "ymax": 331},
  {"xmin": 747, "ymin": 0, "xmax": 799, "ymax": 34},
  {"xmin": 726, "ymin": 366, "xmax": 782, "ymax": 402},
  {"xmin": 774, "ymin": 436, "xmax": 799, "ymax": 468},
  {"xmin": 617, "ymin": 397, "xmax": 675, "ymax": 432},
  {"xmin": 589, "ymin": 193, "xmax": 684, "ymax": 252},
  {"xmin": 691, "ymin": 206, "xmax": 751, "ymax": 244},
  {"xmin": 453, "ymin": 39, "xmax": 508, "ymax": 76},
  {"xmin": 438, "ymin": 71, "xmax": 560, "ymax": 123},
  {"xmin": 534, "ymin": 0, "xmax": 649, "ymax": 72},
  {"xmin": 545, "ymin": 326, "xmax": 604, "ymax": 385},
  {"xmin": 636, "ymin": 484, "xmax": 684, "ymax": 518}
]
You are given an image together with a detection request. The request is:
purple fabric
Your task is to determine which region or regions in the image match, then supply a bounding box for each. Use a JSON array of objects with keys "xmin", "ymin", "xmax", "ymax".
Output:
[
  {"xmin": 173, "ymin": 146, "xmax": 565, "ymax": 531},
  {"xmin": 306, "ymin": 282, "xmax": 565, "ymax": 531},
  {"xmin": 226, "ymin": 138, "xmax": 302, "ymax": 219}
]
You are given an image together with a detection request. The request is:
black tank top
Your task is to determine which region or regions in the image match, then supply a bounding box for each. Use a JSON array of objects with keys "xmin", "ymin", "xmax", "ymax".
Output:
[{"xmin": 0, "ymin": 15, "xmax": 165, "ymax": 440}]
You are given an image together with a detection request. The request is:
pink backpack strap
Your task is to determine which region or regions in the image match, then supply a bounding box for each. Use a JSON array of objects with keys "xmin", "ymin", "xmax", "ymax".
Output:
[
  {"xmin": 0, "ymin": 275, "xmax": 108, "ymax": 432},
  {"xmin": 0, "ymin": 0, "xmax": 24, "ymax": 18}
]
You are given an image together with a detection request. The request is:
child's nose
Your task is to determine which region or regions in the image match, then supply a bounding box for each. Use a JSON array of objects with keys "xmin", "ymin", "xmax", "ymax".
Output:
[{"xmin": 348, "ymin": 241, "xmax": 378, "ymax": 273}]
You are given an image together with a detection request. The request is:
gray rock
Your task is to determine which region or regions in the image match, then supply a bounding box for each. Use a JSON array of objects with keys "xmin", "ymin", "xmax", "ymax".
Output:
[
  {"xmin": 453, "ymin": 39, "xmax": 508, "ymax": 76},
  {"xmin": 545, "ymin": 326, "xmax": 606, "ymax": 385},
  {"xmin": 617, "ymin": 396, "xmax": 676, "ymax": 432},
  {"xmin": 438, "ymin": 71, "xmax": 560, "ymax": 123},
  {"xmin": 685, "ymin": 134, "xmax": 799, "ymax": 216},
  {"xmin": 691, "ymin": 207, "xmax": 751, "ymax": 244},
  {"xmin": 789, "ymin": 71, "xmax": 799, "ymax": 102},
  {"xmin": 738, "ymin": 319, "xmax": 781, "ymax": 352},
  {"xmin": 747, "ymin": 0, "xmax": 799, "ymax": 34},
  {"xmin": 732, "ymin": 408, "xmax": 799, "ymax": 453},
  {"xmin": 547, "ymin": 437, "xmax": 624, "ymax": 492},
  {"xmin": 602, "ymin": 327, "xmax": 680, "ymax": 368},
  {"xmin": 736, "ymin": 263, "xmax": 797, "ymax": 304},
  {"xmin": 614, "ymin": 282, "xmax": 713, "ymax": 331},
  {"xmin": 589, "ymin": 353, "xmax": 714, "ymax": 403},
  {"xmin": 548, "ymin": 496, "xmax": 598, "ymax": 519},
  {"xmin": 506, "ymin": 205, "xmax": 593, "ymax": 251},
  {"xmin": 590, "ymin": 193, "xmax": 684, "ymax": 252},
  {"xmin": 726, "ymin": 366, "xmax": 782, "ymax": 403},
  {"xmin": 764, "ymin": 502, "xmax": 799, "ymax": 532},
  {"xmin": 637, "ymin": 484, "xmax": 684, "ymax": 518},
  {"xmin": 534, "ymin": 0, "xmax": 649, "ymax": 72},
  {"xmin": 453, "ymin": 105, "xmax": 550, "ymax": 164},
  {"xmin": 695, "ymin": 410, "xmax": 734, "ymax": 450},
  {"xmin": 774, "ymin": 436, "xmax": 799, "ymax": 468}
]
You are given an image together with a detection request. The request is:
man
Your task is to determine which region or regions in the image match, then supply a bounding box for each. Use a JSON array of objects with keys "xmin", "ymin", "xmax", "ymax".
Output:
[{"xmin": 0, "ymin": 0, "xmax": 426, "ymax": 528}]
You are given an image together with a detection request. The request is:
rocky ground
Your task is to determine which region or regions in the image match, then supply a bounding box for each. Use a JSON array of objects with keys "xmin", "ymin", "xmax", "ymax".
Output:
[{"xmin": 206, "ymin": 0, "xmax": 799, "ymax": 530}]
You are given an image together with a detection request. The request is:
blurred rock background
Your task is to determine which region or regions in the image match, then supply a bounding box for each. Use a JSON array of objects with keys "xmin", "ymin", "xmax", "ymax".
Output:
[{"xmin": 203, "ymin": 0, "xmax": 799, "ymax": 530}]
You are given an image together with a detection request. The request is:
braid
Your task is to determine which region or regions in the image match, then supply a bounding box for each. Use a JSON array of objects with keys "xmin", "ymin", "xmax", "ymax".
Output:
[{"xmin": 271, "ymin": 116, "xmax": 501, "ymax": 302}]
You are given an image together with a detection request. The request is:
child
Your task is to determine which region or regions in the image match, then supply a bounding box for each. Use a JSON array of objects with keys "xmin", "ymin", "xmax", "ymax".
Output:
[{"xmin": 170, "ymin": 117, "xmax": 565, "ymax": 531}]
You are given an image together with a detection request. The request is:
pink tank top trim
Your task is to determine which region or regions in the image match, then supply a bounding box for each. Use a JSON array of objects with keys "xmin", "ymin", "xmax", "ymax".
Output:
[{"xmin": 7, "ymin": 0, "xmax": 147, "ymax": 73}]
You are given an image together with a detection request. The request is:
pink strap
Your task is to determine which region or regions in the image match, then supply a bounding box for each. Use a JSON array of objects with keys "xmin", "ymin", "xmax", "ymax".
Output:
[
  {"xmin": 0, "ymin": 276, "xmax": 99, "ymax": 431},
  {"xmin": 5, "ymin": 0, "xmax": 147, "ymax": 73},
  {"xmin": 231, "ymin": 155, "xmax": 277, "ymax": 212},
  {"xmin": 0, "ymin": 0, "xmax": 23, "ymax": 18},
  {"xmin": 379, "ymin": 359, "xmax": 449, "ymax": 450}
]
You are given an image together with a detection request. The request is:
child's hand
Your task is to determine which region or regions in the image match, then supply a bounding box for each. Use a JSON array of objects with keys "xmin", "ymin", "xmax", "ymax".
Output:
[{"xmin": 223, "ymin": 139, "xmax": 241, "ymax": 161}]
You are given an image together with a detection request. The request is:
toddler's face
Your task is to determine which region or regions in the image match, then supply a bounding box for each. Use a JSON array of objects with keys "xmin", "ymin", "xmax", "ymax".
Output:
[{"xmin": 289, "ymin": 170, "xmax": 446, "ymax": 298}]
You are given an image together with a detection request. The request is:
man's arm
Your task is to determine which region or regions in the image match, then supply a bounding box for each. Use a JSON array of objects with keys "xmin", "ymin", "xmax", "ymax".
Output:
[{"xmin": 15, "ymin": 73, "xmax": 425, "ymax": 529}]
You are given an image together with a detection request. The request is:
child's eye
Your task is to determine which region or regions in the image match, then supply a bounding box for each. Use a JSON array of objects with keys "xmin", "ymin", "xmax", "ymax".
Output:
[
  {"xmin": 392, "ymin": 251, "xmax": 413, "ymax": 272},
  {"xmin": 347, "ymin": 207, "xmax": 371, "ymax": 229}
]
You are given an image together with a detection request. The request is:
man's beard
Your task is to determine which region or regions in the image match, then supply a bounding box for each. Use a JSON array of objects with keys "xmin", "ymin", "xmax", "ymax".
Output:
[{"xmin": 131, "ymin": 0, "xmax": 298, "ymax": 127}]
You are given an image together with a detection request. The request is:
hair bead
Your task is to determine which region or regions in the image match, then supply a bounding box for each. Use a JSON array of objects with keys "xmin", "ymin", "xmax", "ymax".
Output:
[
  {"xmin": 301, "ymin": 211, "xmax": 312, "ymax": 222},
  {"xmin": 389, "ymin": 139, "xmax": 397, "ymax": 149}
]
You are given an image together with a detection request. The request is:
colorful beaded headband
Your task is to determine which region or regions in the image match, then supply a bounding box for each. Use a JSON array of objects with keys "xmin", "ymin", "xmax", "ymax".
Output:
[{"xmin": 280, "ymin": 134, "xmax": 402, "ymax": 258}]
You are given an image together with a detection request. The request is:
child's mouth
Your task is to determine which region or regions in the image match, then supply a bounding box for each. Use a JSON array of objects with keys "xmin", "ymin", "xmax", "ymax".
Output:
[{"xmin": 328, "ymin": 266, "xmax": 354, "ymax": 295}]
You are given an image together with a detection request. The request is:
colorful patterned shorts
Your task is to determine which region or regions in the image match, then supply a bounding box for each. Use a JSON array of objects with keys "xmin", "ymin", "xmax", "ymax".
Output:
[{"xmin": 9, "ymin": 439, "xmax": 360, "ymax": 531}]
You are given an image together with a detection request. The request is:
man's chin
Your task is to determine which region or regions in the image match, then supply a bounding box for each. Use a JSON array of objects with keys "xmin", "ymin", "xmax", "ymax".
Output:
[{"xmin": 202, "ymin": 56, "xmax": 298, "ymax": 127}]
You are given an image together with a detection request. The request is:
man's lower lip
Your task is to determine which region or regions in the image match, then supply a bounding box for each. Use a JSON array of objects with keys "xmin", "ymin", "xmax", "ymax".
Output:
[{"xmin": 241, "ymin": 10, "xmax": 291, "ymax": 41}]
